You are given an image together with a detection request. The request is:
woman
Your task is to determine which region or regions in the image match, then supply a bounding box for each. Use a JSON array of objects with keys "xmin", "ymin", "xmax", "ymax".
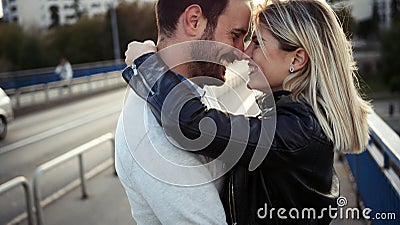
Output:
[{"xmin": 125, "ymin": 0, "xmax": 372, "ymax": 224}]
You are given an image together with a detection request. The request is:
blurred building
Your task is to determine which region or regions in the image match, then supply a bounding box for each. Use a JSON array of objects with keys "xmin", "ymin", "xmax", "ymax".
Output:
[
  {"xmin": 353, "ymin": 0, "xmax": 393, "ymax": 29},
  {"xmin": 332, "ymin": 0, "xmax": 394, "ymax": 28},
  {"xmin": 1, "ymin": 0, "xmax": 137, "ymax": 29},
  {"xmin": 330, "ymin": 0, "xmax": 400, "ymax": 75}
]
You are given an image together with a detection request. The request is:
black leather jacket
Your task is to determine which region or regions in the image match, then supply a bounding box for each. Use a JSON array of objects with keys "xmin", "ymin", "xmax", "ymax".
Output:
[{"xmin": 123, "ymin": 53, "xmax": 339, "ymax": 225}]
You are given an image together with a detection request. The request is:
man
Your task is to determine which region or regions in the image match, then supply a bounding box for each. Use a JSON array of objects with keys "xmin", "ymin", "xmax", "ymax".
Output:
[
  {"xmin": 115, "ymin": 0, "xmax": 251, "ymax": 224},
  {"xmin": 55, "ymin": 57, "xmax": 73, "ymax": 84}
]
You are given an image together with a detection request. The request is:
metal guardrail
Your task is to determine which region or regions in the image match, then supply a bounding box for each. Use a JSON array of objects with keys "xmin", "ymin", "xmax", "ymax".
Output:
[
  {"xmin": 0, "ymin": 59, "xmax": 125, "ymax": 90},
  {"xmin": 3, "ymin": 61, "xmax": 247, "ymax": 110},
  {"xmin": 346, "ymin": 112, "xmax": 399, "ymax": 224},
  {"xmin": 0, "ymin": 176, "xmax": 35, "ymax": 225},
  {"xmin": 5, "ymin": 71, "xmax": 124, "ymax": 109},
  {"xmin": 32, "ymin": 133, "xmax": 115, "ymax": 225}
]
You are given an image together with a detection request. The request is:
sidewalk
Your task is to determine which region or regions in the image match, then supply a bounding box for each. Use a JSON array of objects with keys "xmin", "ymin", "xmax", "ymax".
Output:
[
  {"xmin": 11, "ymin": 156, "xmax": 365, "ymax": 225},
  {"xmin": 39, "ymin": 169, "xmax": 133, "ymax": 225},
  {"xmin": 9, "ymin": 78, "xmax": 369, "ymax": 225},
  {"xmin": 16, "ymin": 167, "xmax": 135, "ymax": 225},
  {"xmin": 332, "ymin": 155, "xmax": 368, "ymax": 225}
]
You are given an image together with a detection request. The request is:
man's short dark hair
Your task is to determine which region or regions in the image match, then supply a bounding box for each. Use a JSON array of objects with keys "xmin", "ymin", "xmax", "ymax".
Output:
[{"xmin": 156, "ymin": 0, "xmax": 229, "ymax": 38}]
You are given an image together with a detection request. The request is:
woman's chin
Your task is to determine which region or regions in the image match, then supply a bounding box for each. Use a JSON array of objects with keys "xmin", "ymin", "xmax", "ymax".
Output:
[
  {"xmin": 247, "ymin": 82, "xmax": 269, "ymax": 93},
  {"xmin": 247, "ymin": 83, "xmax": 260, "ymax": 91},
  {"xmin": 246, "ymin": 82, "xmax": 254, "ymax": 90}
]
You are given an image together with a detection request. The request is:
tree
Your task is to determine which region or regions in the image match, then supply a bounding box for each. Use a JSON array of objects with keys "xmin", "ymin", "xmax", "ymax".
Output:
[
  {"xmin": 112, "ymin": 2, "xmax": 157, "ymax": 58},
  {"xmin": 0, "ymin": 1, "xmax": 158, "ymax": 72},
  {"xmin": 357, "ymin": 0, "xmax": 380, "ymax": 39},
  {"xmin": 0, "ymin": 24, "xmax": 24, "ymax": 72},
  {"xmin": 49, "ymin": 5, "xmax": 60, "ymax": 29},
  {"xmin": 392, "ymin": 0, "xmax": 399, "ymax": 17},
  {"xmin": 48, "ymin": 16, "xmax": 114, "ymax": 64},
  {"xmin": 73, "ymin": 0, "xmax": 83, "ymax": 20},
  {"xmin": 0, "ymin": 23, "xmax": 48, "ymax": 71},
  {"xmin": 380, "ymin": 18, "xmax": 400, "ymax": 92},
  {"xmin": 371, "ymin": 0, "xmax": 381, "ymax": 32}
]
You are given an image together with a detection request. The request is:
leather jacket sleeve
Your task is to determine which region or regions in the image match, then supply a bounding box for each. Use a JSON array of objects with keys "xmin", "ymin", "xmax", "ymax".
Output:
[
  {"xmin": 123, "ymin": 53, "xmax": 316, "ymax": 168},
  {"xmin": 123, "ymin": 54, "xmax": 339, "ymax": 225}
]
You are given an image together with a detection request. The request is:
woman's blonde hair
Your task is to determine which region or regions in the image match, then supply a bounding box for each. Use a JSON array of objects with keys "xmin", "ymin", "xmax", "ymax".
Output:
[{"xmin": 254, "ymin": 0, "xmax": 372, "ymax": 153}]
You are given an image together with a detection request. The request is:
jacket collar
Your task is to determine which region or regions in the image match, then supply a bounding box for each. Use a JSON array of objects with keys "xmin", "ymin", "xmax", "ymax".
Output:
[
  {"xmin": 256, "ymin": 91, "xmax": 293, "ymax": 117},
  {"xmin": 273, "ymin": 90, "xmax": 292, "ymax": 103}
]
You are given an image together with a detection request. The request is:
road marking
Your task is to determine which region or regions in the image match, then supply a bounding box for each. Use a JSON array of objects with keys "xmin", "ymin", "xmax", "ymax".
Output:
[{"xmin": 0, "ymin": 106, "xmax": 121, "ymax": 155}]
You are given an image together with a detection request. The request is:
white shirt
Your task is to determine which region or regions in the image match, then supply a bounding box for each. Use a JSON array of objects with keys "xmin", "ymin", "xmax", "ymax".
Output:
[{"xmin": 55, "ymin": 62, "xmax": 73, "ymax": 80}]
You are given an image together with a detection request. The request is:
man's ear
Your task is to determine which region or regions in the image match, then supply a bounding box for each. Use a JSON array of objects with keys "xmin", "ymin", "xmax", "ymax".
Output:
[
  {"xmin": 183, "ymin": 5, "xmax": 207, "ymax": 37},
  {"xmin": 291, "ymin": 48, "xmax": 309, "ymax": 71}
]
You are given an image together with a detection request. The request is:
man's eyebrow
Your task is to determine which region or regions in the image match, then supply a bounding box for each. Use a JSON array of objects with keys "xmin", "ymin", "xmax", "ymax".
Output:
[{"xmin": 232, "ymin": 28, "xmax": 248, "ymax": 35}]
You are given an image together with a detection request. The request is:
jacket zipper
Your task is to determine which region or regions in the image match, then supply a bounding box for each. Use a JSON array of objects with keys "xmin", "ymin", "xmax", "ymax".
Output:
[{"xmin": 228, "ymin": 174, "xmax": 237, "ymax": 225}]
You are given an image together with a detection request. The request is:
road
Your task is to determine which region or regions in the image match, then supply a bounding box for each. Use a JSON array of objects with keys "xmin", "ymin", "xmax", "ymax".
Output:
[
  {"xmin": 0, "ymin": 74, "xmax": 383, "ymax": 225},
  {"xmin": 0, "ymin": 87, "xmax": 128, "ymax": 225},
  {"xmin": 0, "ymin": 69, "xmax": 260, "ymax": 225},
  {"xmin": 0, "ymin": 64, "xmax": 256, "ymax": 225}
]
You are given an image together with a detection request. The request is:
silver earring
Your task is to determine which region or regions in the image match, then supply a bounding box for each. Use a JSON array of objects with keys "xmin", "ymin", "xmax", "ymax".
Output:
[{"xmin": 289, "ymin": 66, "xmax": 295, "ymax": 73}]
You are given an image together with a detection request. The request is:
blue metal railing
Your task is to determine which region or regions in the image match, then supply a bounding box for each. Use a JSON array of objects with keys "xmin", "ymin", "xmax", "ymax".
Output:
[
  {"xmin": 346, "ymin": 112, "xmax": 400, "ymax": 224},
  {"xmin": 0, "ymin": 60, "xmax": 125, "ymax": 89}
]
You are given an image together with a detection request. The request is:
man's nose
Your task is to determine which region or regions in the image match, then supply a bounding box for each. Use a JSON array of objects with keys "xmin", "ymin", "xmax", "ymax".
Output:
[
  {"xmin": 244, "ymin": 44, "xmax": 253, "ymax": 59},
  {"xmin": 236, "ymin": 41, "xmax": 245, "ymax": 52}
]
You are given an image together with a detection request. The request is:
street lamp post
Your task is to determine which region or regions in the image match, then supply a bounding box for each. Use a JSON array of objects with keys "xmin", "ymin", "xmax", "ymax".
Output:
[
  {"xmin": 5, "ymin": 0, "xmax": 12, "ymax": 23},
  {"xmin": 110, "ymin": 0, "xmax": 121, "ymax": 66}
]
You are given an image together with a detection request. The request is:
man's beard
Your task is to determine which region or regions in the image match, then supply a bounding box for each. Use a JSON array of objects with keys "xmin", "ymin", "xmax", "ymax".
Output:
[{"xmin": 189, "ymin": 26, "xmax": 226, "ymax": 86}]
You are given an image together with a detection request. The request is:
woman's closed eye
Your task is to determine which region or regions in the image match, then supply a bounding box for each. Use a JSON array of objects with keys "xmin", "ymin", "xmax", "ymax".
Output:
[{"xmin": 252, "ymin": 36, "xmax": 260, "ymax": 46}]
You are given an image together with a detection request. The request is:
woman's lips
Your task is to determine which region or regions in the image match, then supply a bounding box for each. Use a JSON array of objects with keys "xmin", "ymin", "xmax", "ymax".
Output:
[{"xmin": 248, "ymin": 63, "xmax": 258, "ymax": 75}]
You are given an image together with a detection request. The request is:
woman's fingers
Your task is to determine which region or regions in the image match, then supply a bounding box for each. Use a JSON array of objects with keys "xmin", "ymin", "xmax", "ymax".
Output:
[
  {"xmin": 125, "ymin": 40, "xmax": 157, "ymax": 66},
  {"xmin": 143, "ymin": 40, "xmax": 156, "ymax": 47}
]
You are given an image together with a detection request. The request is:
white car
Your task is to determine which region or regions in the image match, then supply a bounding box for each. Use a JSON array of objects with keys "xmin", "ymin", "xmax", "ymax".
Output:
[{"xmin": 0, "ymin": 88, "xmax": 13, "ymax": 139}]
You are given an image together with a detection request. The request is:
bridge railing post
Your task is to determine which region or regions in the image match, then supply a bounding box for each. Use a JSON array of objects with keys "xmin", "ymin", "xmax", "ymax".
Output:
[
  {"xmin": 0, "ymin": 176, "xmax": 35, "ymax": 225},
  {"xmin": 32, "ymin": 133, "xmax": 115, "ymax": 225}
]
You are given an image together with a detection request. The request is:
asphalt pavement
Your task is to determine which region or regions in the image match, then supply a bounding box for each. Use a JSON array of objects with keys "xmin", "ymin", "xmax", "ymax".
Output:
[{"xmin": 4, "ymin": 71, "xmax": 398, "ymax": 225}]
